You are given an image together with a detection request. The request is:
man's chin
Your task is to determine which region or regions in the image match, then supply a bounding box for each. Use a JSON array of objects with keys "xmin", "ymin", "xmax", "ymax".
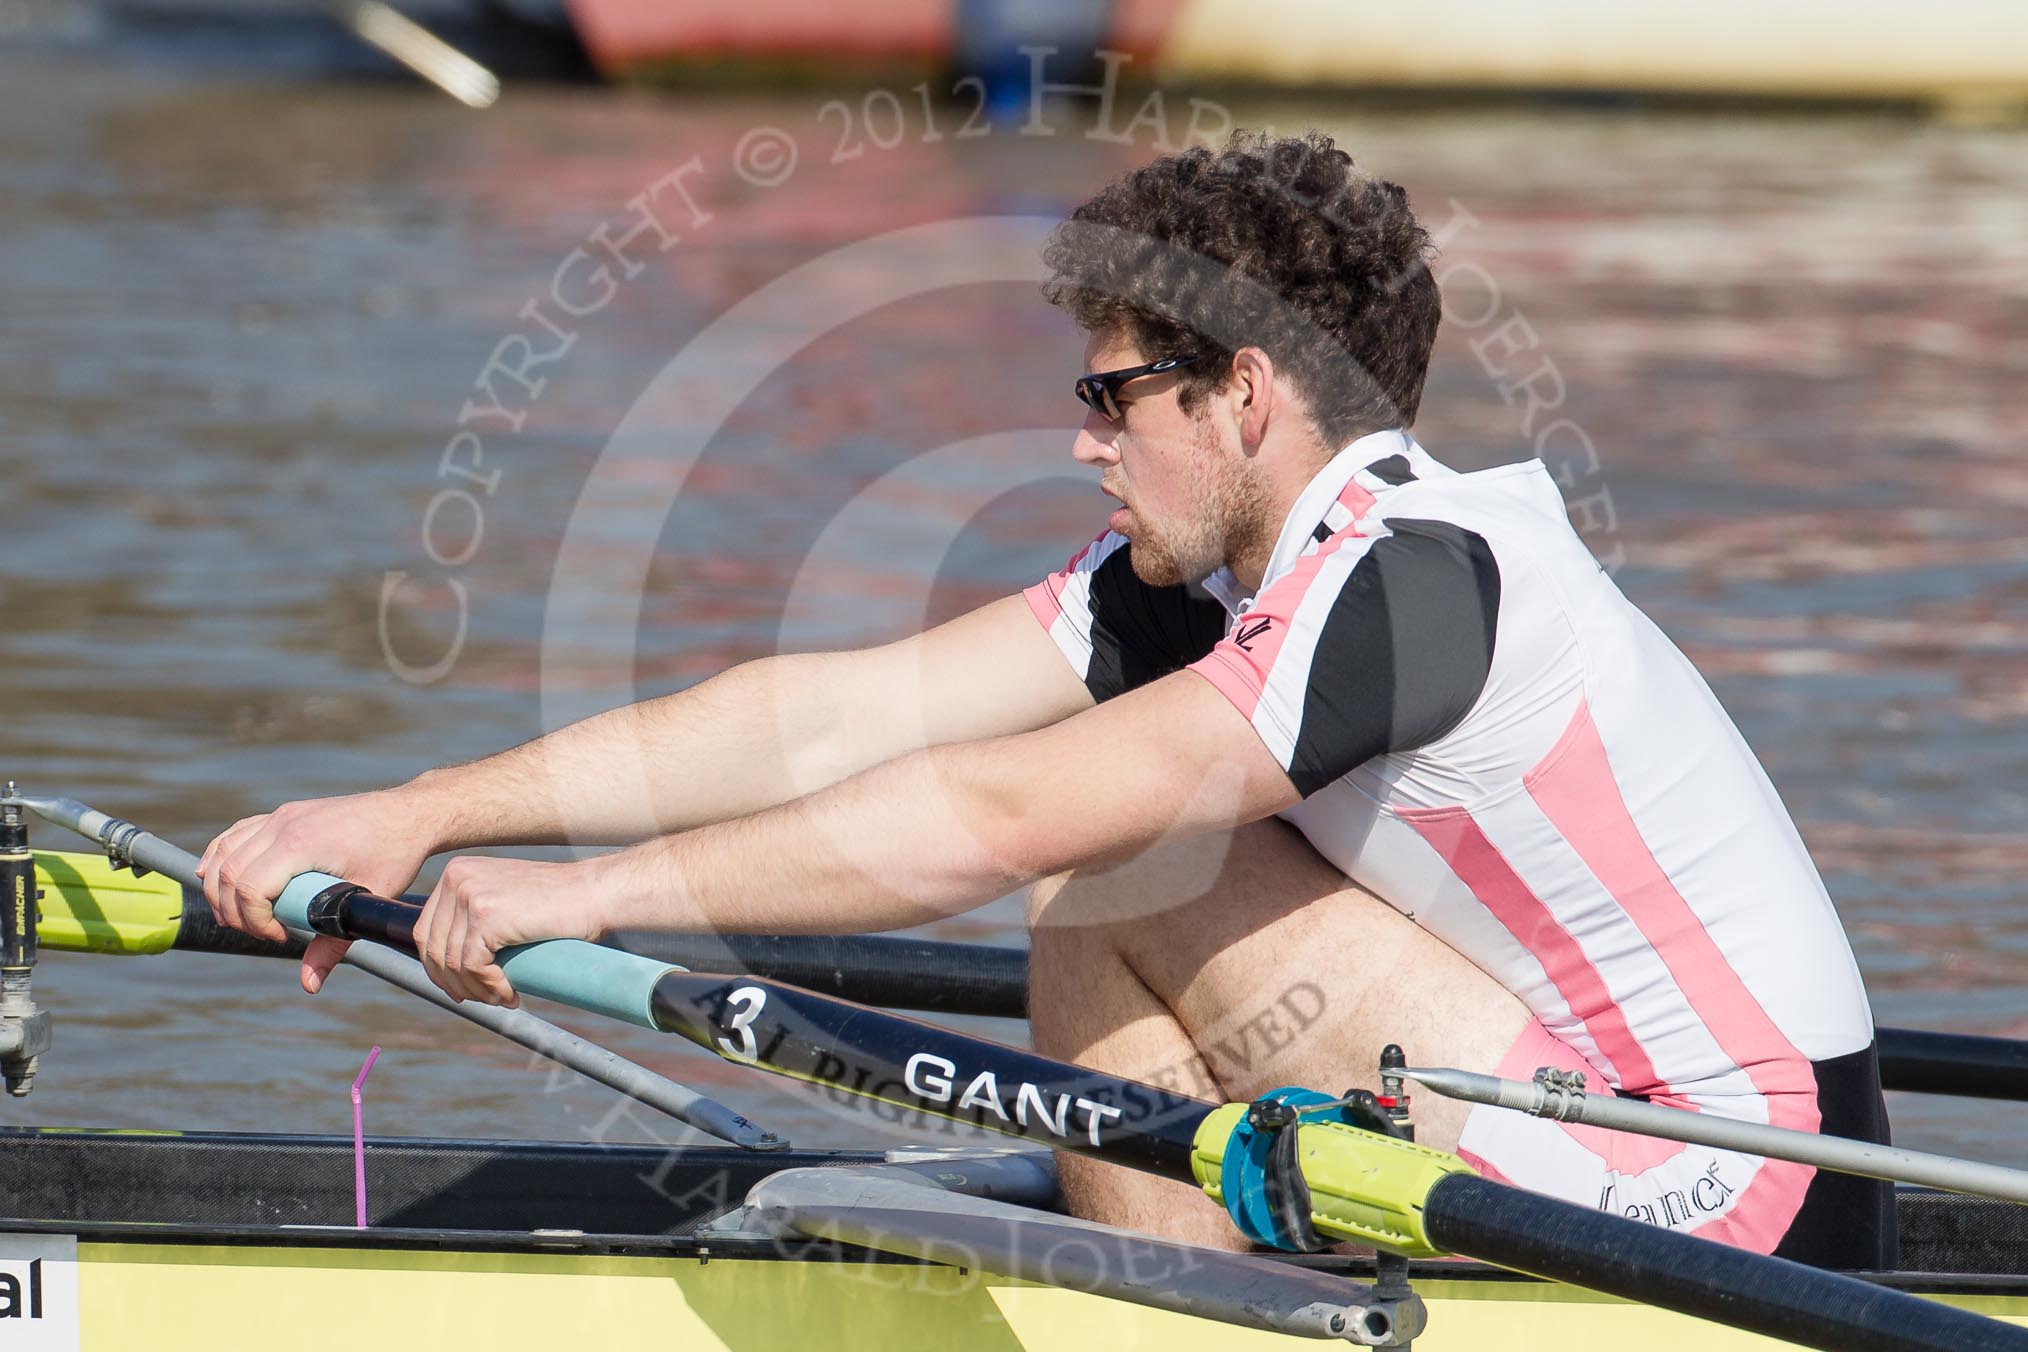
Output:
[{"xmin": 1127, "ymin": 545, "xmax": 1212, "ymax": 589}]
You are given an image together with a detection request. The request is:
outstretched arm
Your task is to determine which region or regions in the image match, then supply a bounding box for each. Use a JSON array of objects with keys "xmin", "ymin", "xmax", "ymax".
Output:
[
  {"xmin": 383, "ymin": 592, "xmax": 1097, "ymax": 848},
  {"xmin": 202, "ymin": 593, "xmax": 1093, "ymax": 986},
  {"xmin": 412, "ymin": 669, "xmax": 1300, "ymax": 1003}
]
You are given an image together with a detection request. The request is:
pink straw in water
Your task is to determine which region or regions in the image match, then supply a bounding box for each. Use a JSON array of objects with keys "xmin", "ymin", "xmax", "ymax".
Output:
[{"xmin": 352, "ymin": 1046, "xmax": 383, "ymax": 1229}]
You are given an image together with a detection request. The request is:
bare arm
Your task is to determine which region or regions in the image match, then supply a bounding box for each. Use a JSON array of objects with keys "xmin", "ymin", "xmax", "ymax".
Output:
[
  {"xmin": 202, "ymin": 594, "xmax": 1094, "ymax": 971},
  {"xmin": 409, "ymin": 668, "xmax": 1302, "ymax": 1002},
  {"xmin": 593, "ymin": 669, "xmax": 1299, "ymax": 933},
  {"xmin": 401, "ymin": 593, "xmax": 1096, "ymax": 849}
]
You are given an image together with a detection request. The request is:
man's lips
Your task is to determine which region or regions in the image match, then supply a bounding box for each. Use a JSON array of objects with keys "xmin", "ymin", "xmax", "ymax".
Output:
[{"xmin": 1103, "ymin": 485, "xmax": 1131, "ymax": 532}]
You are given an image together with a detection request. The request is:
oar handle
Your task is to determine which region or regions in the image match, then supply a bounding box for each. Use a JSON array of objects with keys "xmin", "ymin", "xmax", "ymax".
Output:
[
  {"xmin": 272, "ymin": 872, "xmax": 678, "ymax": 1031},
  {"xmin": 304, "ymin": 883, "xmax": 423, "ymax": 948}
]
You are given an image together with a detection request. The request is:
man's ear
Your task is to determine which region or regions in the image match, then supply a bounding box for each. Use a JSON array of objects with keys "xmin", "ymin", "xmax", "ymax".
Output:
[{"xmin": 1230, "ymin": 346, "xmax": 1276, "ymax": 449}]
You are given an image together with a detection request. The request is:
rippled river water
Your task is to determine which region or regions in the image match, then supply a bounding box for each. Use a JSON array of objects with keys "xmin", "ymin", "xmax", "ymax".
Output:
[{"xmin": 2, "ymin": 45, "xmax": 2024, "ymax": 1165}]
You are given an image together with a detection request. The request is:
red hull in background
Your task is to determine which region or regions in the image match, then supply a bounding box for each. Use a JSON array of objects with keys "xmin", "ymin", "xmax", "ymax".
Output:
[
  {"xmin": 561, "ymin": 0, "xmax": 1180, "ymax": 80},
  {"xmin": 564, "ymin": 0, "xmax": 952, "ymax": 77}
]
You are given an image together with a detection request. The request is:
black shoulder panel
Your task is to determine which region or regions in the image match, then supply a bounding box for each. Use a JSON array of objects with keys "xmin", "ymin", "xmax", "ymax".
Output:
[
  {"xmin": 1363, "ymin": 454, "xmax": 1418, "ymax": 486},
  {"xmin": 1084, "ymin": 547, "xmax": 1231, "ymax": 702},
  {"xmin": 1285, "ymin": 519, "xmax": 1501, "ymax": 796}
]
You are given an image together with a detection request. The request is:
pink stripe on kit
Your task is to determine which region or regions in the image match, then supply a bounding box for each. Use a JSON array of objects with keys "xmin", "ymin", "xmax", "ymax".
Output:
[
  {"xmin": 1185, "ymin": 529, "xmax": 1370, "ymax": 723},
  {"xmin": 1524, "ymin": 698, "xmax": 1818, "ymax": 1252},
  {"xmin": 1023, "ymin": 533, "xmax": 1106, "ymax": 628},
  {"xmin": 1397, "ymin": 804, "xmax": 1665, "ymax": 1097},
  {"xmin": 1187, "ymin": 648, "xmax": 1269, "ymax": 722},
  {"xmin": 1022, "ymin": 579, "xmax": 1063, "ymax": 628},
  {"xmin": 1492, "ymin": 1017, "xmax": 1691, "ymax": 1176},
  {"xmin": 1336, "ymin": 477, "xmax": 1377, "ymax": 520}
]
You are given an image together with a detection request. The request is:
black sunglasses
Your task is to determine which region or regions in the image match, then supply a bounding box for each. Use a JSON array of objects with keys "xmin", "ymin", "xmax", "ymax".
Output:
[{"xmin": 1074, "ymin": 356, "xmax": 1194, "ymax": 422}]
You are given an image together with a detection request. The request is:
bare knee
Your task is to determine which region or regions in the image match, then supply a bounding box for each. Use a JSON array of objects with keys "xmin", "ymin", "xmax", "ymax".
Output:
[
  {"xmin": 1024, "ymin": 869, "xmax": 1073, "ymax": 933},
  {"xmin": 1031, "ymin": 817, "xmax": 1342, "ymax": 944}
]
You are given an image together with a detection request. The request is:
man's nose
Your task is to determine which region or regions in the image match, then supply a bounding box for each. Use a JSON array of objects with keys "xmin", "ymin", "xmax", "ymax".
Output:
[{"xmin": 1071, "ymin": 417, "xmax": 1119, "ymax": 467}]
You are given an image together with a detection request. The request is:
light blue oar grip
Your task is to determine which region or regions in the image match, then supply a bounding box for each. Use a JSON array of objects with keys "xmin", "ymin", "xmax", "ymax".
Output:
[
  {"xmin": 273, "ymin": 871, "xmax": 675, "ymax": 1031},
  {"xmin": 492, "ymin": 940, "xmax": 673, "ymax": 1030},
  {"xmin": 273, "ymin": 871, "xmax": 346, "ymax": 930}
]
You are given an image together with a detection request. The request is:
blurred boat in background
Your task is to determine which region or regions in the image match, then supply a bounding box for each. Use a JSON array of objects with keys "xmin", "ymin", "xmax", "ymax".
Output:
[
  {"xmin": 561, "ymin": 0, "xmax": 2028, "ymax": 116},
  {"xmin": 22, "ymin": 0, "xmax": 2025, "ymax": 117}
]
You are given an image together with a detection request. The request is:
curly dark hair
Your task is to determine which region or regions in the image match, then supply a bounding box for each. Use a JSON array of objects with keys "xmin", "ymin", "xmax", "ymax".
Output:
[{"xmin": 1043, "ymin": 130, "xmax": 1441, "ymax": 447}]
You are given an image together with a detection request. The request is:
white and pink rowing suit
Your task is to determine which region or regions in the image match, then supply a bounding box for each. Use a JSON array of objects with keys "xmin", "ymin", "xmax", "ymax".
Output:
[{"xmin": 1024, "ymin": 429, "xmax": 1893, "ymax": 1266}]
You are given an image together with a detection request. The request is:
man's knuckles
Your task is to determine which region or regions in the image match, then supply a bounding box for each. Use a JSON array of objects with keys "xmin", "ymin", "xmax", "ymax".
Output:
[{"xmin": 439, "ymin": 856, "xmax": 481, "ymax": 888}]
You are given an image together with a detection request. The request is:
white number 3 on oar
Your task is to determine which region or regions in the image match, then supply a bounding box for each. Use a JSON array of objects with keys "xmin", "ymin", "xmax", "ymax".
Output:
[{"xmin": 715, "ymin": 986, "xmax": 768, "ymax": 1061}]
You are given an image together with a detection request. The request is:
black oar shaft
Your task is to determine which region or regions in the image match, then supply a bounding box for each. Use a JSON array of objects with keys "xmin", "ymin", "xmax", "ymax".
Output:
[
  {"xmin": 646, "ymin": 970, "xmax": 1211, "ymax": 1176},
  {"xmin": 1424, "ymin": 1173, "xmax": 2028, "ymax": 1352},
  {"xmin": 160, "ymin": 890, "xmax": 2028, "ymax": 1105},
  {"xmin": 166, "ymin": 893, "xmax": 1035, "ymax": 1017},
  {"xmin": 295, "ymin": 885, "xmax": 1211, "ymax": 1175},
  {"xmin": 174, "ymin": 896, "xmax": 304, "ymax": 959},
  {"xmin": 1878, "ymin": 1028, "xmax": 2028, "ymax": 1101},
  {"xmin": 614, "ymin": 930, "xmax": 1029, "ymax": 1018}
]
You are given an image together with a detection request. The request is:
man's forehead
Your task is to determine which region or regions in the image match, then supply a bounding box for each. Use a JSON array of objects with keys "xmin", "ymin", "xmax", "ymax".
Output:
[{"xmin": 1082, "ymin": 332, "xmax": 1143, "ymax": 370}]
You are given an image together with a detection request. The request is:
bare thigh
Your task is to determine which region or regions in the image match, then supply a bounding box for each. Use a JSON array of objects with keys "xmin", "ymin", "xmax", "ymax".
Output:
[{"xmin": 1028, "ymin": 816, "xmax": 1530, "ymax": 1243}]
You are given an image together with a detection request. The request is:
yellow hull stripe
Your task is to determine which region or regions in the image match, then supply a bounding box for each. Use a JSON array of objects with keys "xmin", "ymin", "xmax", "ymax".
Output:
[{"xmin": 71, "ymin": 1241, "xmax": 2028, "ymax": 1351}]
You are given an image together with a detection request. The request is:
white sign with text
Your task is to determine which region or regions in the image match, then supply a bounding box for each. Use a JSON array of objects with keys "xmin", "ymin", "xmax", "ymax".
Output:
[{"xmin": 0, "ymin": 1233, "xmax": 78, "ymax": 1352}]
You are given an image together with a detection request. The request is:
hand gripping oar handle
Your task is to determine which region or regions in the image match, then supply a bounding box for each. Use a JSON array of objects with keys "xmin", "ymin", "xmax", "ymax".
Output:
[
  {"xmin": 2, "ymin": 795, "xmax": 781, "ymax": 1149},
  {"xmin": 273, "ymin": 873, "xmax": 678, "ymax": 1032}
]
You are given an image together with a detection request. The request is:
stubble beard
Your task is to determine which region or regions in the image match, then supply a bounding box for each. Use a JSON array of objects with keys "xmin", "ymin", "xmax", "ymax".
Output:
[{"xmin": 1126, "ymin": 418, "xmax": 1275, "ymax": 589}]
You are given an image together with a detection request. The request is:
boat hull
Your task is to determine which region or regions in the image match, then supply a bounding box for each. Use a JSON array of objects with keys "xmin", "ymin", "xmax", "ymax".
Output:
[
  {"xmin": 3, "ymin": 1126, "xmax": 2025, "ymax": 1349},
  {"xmin": 23, "ymin": 1231, "xmax": 2026, "ymax": 1350}
]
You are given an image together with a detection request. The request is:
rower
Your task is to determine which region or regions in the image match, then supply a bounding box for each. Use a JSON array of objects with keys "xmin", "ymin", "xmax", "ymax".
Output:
[{"xmin": 201, "ymin": 130, "xmax": 1893, "ymax": 1268}]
